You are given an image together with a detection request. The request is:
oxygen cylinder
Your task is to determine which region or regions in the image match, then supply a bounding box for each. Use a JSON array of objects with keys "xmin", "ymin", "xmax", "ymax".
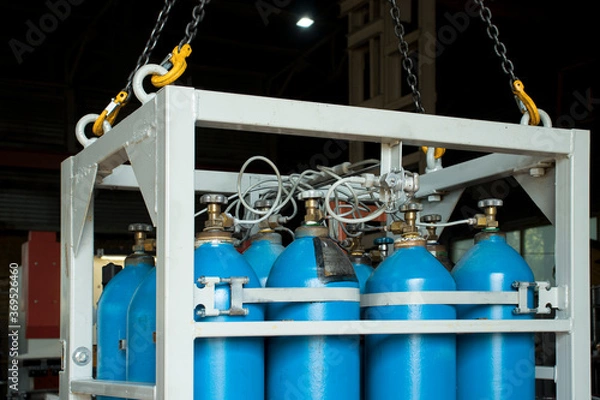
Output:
[
  {"xmin": 348, "ymin": 238, "xmax": 374, "ymax": 400},
  {"xmin": 242, "ymin": 199, "xmax": 285, "ymax": 287},
  {"xmin": 364, "ymin": 203, "xmax": 456, "ymax": 400},
  {"xmin": 347, "ymin": 237, "xmax": 374, "ymax": 293},
  {"xmin": 126, "ymin": 268, "xmax": 156, "ymax": 384},
  {"xmin": 194, "ymin": 194, "xmax": 264, "ymax": 400},
  {"xmin": 451, "ymin": 199, "xmax": 535, "ymax": 400},
  {"xmin": 421, "ymin": 214, "xmax": 454, "ymax": 271},
  {"xmin": 97, "ymin": 224, "xmax": 154, "ymax": 399},
  {"xmin": 266, "ymin": 190, "xmax": 360, "ymax": 400}
]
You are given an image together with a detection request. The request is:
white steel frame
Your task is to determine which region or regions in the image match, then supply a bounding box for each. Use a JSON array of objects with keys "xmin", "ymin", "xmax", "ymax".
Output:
[{"xmin": 60, "ymin": 86, "xmax": 591, "ymax": 399}]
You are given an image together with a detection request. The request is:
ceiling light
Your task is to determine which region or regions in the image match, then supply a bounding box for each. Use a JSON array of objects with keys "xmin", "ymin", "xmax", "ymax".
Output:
[{"xmin": 296, "ymin": 17, "xmax": 314, "ymax": 28}]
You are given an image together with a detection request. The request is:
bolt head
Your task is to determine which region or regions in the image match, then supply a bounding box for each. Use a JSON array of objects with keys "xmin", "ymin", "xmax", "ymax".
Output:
[
  {"xmin": 72, "ymin": 347, "xmax": 91, "ymax": 366},
  {"xmin": 383, "ymin": 173, "xmax": 401, "ymax": 189},
  {"xmin": 529, "ymin": 167, "xmax": 546, "ymax": 178}
]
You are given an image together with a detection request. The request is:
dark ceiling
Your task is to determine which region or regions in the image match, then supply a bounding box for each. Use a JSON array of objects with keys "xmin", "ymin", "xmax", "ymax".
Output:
[{"xmin": 0, "ymin": 0, "xmax": 598, "ymax": 236}]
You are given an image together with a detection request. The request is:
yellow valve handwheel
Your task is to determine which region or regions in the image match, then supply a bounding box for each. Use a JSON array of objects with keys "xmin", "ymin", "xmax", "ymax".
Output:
[
  {"xmin": 151, "ymin": 44, "xmax": 192, "ymax": 88},
  {"xmin": 512, "ymin": 80, "xmax": 540, "ymax": 126},
  {"xmin": 421, "ymin": 146, "xmax": 446, "ymax": 159}
]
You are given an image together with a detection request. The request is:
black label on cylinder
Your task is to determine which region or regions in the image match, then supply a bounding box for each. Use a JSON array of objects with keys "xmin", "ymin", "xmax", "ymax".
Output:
[{"xmin": 313, "ymin": 237, "xmax": 358, "ymax": 284}]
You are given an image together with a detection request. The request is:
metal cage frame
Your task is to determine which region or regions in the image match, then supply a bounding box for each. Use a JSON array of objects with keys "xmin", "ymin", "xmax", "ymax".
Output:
[{"xmin": 60, "ymin": 86, "xmax": 591, "ymax": 399}]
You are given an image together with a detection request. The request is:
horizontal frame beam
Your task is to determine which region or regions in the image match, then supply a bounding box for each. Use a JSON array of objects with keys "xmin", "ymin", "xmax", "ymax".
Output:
[
  {"xmin": 194, "ymin": 89, "xmax": 574, "ymax": 156},
  {"xmin": 193, "ymin": 319, "xmax": 571, "ymax": 337},
  {"xmin": 71, "ymin": 379, "xmax": 155, "ymax": 400}
]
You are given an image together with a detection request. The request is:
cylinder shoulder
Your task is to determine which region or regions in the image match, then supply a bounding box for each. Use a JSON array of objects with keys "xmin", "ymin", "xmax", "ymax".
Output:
[{"xmin": 367, "ymin": 246, "xmax": 455, "ymax": 292}]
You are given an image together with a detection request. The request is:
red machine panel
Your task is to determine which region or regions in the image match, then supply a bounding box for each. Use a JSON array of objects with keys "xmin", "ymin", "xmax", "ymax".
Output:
[{"xmin": 21, "ymin": 231, "xmax": 60, "ymax": 338}]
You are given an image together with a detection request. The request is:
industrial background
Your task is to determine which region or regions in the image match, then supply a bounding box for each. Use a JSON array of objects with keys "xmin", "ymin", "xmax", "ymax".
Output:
[{"xmin": 0, "ymin": 0, "xmax": 598, "ymax": 398}]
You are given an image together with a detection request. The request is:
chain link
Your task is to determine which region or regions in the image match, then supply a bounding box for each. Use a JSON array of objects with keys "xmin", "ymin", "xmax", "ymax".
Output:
[
  {"xmin": 474, "ymin": 0, "xmax": 518, "ymax": 86},
  {"xmin": 178, "ymin": 0, "xmax": 211, "ymax": 49},
  {"xmin": 123, "ymin": 0, "xmax": 178, "ymax": 95},
  {"xmin": 387, "ymin": 0, "xmax": 425, "ymax": 113}
]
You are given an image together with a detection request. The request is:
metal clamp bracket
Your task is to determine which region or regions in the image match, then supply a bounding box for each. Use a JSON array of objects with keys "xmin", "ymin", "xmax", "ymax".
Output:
[
  {"xmin": 513, "ymin": 281, "xmax": 568, "ymax": 315},
  {"xmin": 194, "ymin": 276, "xmax": 360, "ymax": 318},
  {"xmin": 195, "ymin": 276, "xmax": 250, "ymax": 317},
  {"xmin": 360, "ymin": 281, "xmax": 567, "ymax": 316}
]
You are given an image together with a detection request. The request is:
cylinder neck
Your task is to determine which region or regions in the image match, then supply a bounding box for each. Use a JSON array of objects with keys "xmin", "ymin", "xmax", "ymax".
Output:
[
  {"xmin": 394, "ymin": 236, "xmax": 426, "ymax": 249},
  {"xmin": 251, "ymin": 231, "xmax": 282, "ymax": 244},
  {"xmin": 474, "ymin": 229, "xmax": 505, "ymax": 244},
  {"xmin": 295, "ymin": 224, "xmax": 328, "ymax": 238},
  {"xmin": 350, "ymin": 253, "xmax": 372, "ymax": 266},
  {"xmin": 195, "ymin": 230, "xmax": 234, "ymax": 246}
]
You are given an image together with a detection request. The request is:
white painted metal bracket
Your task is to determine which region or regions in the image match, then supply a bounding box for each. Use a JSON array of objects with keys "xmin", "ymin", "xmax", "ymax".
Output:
[
  {"xmin": 513, "ymin": 281, "xmax": 568, "ymax": 315},
  {"xmin": 193, "ymin": 276, "xmax": 360, "ymax": 317},
  {"xmin": 71, "ymin": 379, "xmax": 155, "ymax": 400},
  {"xmin": 361, "ymin": 281, "xmax": 567, "ymax": 316}
]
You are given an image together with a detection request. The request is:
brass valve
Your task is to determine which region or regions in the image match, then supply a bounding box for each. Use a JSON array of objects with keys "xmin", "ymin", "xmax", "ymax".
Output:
[
  {"xmin": 420, "ymin": 214, "xmax": 441, "ymax": 241},
  {"xmin": 255, "ymin": 199, "xmax": 278, "ymax": 232},
  {"xmin": 299, "ymin": 190, "xmax": 325, "ymax": 223},
  {"xmin": 399, "ymin": 202, "xmax": 422, "ymax": 237},
  {"xmin": 348, "ymin": 236, "xmax": 365, "ymax": 256},
  {"xmin": 201, "ymin": 194, "xmax": 232, "ymax": 231},
  {"xmin": 474, "ymin": 198, "xmax": 503, "ymax": 229},
  {"xmin": 129, "ymin": 223, "xmax": 153, "ymax": 252}
]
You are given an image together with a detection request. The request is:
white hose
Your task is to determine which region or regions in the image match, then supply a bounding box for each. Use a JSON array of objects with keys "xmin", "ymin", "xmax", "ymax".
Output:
[
  {"xmin": 235, "ymin": 156, "xmax": 283, "ymax": 225},
  {"xmin": 416, "ymin": 218, "xmax": 476, "ymax": 228},
  {"xmin": 325, "ymin": 177, "xmax": 387, "ymax": 224}
]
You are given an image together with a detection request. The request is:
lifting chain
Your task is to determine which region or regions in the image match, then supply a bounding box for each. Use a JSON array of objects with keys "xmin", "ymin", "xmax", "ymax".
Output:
[
  {"xmin": 388, "ymin": 0, "xmax": 424, "ymax": 114},
  {"xmin": 387, "ymin": 0, "xmax": 445, "ymax": 160},
  {"xmin": 92, "ymin": 0, "xmax": 178, "ymax": 136},
  {"xmin": 474, "ymin": 0, "xmax": 541, "ymax": 126},
  {"xmin": 123, "ymin": 0, "xmax": 178, "ymax": 98},
  {"xmin": 178, "ymin": 0, "xmax": 209, "ymax": 49},
  {"xmin": 88, "ymin": 0, "xmax": 210, "ymax": 138}
]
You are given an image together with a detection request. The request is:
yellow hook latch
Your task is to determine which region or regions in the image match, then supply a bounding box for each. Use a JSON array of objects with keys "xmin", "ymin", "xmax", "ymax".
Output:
[
  {"xmin": 421, "ymin": 146, "xmax": 446, "ymax": 159},
  {"xmin": 151, "ymin": 44, "xmax": 192, "ymax": 88},
  {"xmin": 512, "ymin": 80, "xmax": 540, "ymax": 126},
  {"xmin": 92, "ymin": 91, "xmax": 128, "ymax": 137}
]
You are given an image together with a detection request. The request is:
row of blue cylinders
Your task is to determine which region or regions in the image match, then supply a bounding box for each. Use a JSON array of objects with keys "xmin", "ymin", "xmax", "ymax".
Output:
[{"xmin": 96, "ymin": 228, "xmax": 535, "ymax": 400}]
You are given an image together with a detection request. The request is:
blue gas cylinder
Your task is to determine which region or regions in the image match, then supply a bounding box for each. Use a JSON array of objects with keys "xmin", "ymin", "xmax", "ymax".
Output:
[
  {"xmin": 266, "ymin": 222, "xmax": 360, "ymax": 400},
  {"xmin": 349, "ymin": 251, "xmax": 373, "ymax": 294},
  {"xmin": 364, "ymin": 203, "xmax": 456, "ymax": 400},
  {"xmin": 194, "ymin": 194, "xmax": 264, "ymax": 400},
  {"xmin": 349, "ymin": 248, "xmax": 374, "ymax": 400},
  {"xmin": 126, "ymin": 268, "xmax": 157, "ymax": 384},
  {"xmin": 452, "ymin": 221, "xmax": 535, "ymax": 399},
  {"xmin": 243, "ymin": 231, "xmax": 285, "ymax": 287},
  {"xmin": 194, "ymin": 236, "xmax": 265, "ymax": 400},
  {"xmin": 97, "ymin": 224, "xmax": 154, "ymax": 399}
]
